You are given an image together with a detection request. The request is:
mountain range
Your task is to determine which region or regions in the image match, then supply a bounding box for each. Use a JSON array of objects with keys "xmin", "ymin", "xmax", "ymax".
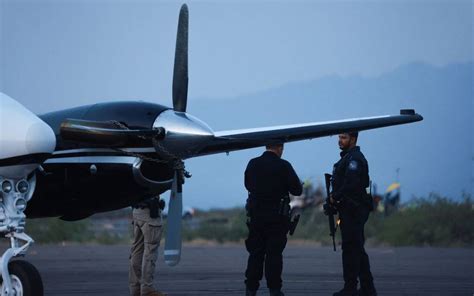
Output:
[{"xmin": 183, "ymin": 62, "xmax": 472, "ymax": 209}]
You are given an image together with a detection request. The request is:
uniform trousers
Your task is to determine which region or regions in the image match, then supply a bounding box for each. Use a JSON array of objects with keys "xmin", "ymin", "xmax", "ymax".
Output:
[
  {"xmin": 245, "ymin": 216, "xmax": 289, "ymax": 291},
  {"xmin": 339, "ymin": 205, "xmax": 374, "ymax": 291},
  {"xmin": 129, "ymin": 208, "xmax": 163, "ymax": 296}
]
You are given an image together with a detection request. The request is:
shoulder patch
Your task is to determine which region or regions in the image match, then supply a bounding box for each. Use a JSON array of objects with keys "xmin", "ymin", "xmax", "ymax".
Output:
[{"xmin": 348, "ymin": 160, "xmax": 359, "ymax": 171}]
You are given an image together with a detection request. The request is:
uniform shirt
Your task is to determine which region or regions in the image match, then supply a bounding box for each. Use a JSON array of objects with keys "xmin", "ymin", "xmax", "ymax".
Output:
[
  {"xmin": 332, "ymin": 146, "xmax": 369, "ymax": 203},
  {"xmin": 245, "ymin": 151, "xmax": 302, "ymax": 203}
]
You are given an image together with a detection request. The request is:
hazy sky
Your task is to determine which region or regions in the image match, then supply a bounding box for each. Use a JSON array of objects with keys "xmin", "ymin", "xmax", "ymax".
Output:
[
  {"xmin": 1, "ymin": 0, "xmax": 472, "ymax": 209},
  {"xmin": 1, "ymin": 0, "xmax": 472, "ymax": 111}
]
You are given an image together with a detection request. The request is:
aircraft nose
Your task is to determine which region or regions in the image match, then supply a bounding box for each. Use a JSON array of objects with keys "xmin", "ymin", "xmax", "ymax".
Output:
[
  {"xmin": 0, "ymin": 92, "xmax": 56, "ymax": 162},
  {"xmin": 24, "ymin": 120, "xmax": 56, "ymax": 156}
]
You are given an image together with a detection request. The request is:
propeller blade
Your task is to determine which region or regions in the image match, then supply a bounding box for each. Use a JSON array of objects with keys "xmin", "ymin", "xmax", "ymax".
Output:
[
  {"xmin": 60, "ymin": 119, "xmax": 165, "ymax": 146},
  {"xmin": 164, "ymin": 170, "xmax": 183, "ymax": 266},
  {"xmin": 172, "ymin": 4, "xmax": 189, "ymax": 113}
]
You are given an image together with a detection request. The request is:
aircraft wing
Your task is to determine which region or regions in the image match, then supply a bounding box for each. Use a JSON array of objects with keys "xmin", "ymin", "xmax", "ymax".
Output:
[{"xmin": 195, "ymin": 110, "xmax": 422, "ymax": 157}]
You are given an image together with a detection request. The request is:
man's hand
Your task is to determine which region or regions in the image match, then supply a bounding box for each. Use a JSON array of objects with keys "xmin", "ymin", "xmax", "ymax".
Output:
[{"xmin": 323, "ymin": 201, "xmax": 336, "ymax": 216}]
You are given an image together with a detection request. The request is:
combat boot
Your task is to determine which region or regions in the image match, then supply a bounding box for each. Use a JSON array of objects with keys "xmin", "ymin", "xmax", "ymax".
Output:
[
  {"xmin": 246, "ymin": 288, "xmax": 257, "ymax": 296},
  {"xmin": 358, "ymin": 288, "xmax": 377, "ymax": 296},
  {"xmin": 143, "ymin": 291, "xmax": 167, "ymax": 296},
  {"xmin": 333, "ymin": 288, "xmax": 358, "ymax": 296},
  {"xmin": 269, "ymin": 289, "xmax": 284, "ymax": 296}
]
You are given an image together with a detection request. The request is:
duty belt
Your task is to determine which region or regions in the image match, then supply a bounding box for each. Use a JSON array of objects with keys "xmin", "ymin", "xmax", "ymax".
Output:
[
  {"xmin": 247, "ymin": 196, "xmax": 280, "ymax": 209},
  {"xmin": 246, "ymin": 194, "xmax": 290, "ymax": 217}
]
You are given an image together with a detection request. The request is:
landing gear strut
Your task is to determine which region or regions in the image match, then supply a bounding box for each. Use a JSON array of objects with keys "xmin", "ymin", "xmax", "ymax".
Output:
[{"xmin": 0, "ymin": 175, "xmax": 43, "ymax": 296}]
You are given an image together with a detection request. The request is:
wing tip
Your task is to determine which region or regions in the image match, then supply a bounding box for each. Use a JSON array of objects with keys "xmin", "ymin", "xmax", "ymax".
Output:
[
  {"xmin": 400, "ymin": 109, "xmax": 423, "ymax": 121},
  {"xmin": 400, "ymin": 109, "xmax": 416, "ymax": 115}
]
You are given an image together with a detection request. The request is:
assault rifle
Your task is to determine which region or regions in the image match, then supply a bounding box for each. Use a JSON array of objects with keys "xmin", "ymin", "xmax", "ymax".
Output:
[{"xmin": 323, "ymin": 173, "xmax": 337, "ymax": 251}]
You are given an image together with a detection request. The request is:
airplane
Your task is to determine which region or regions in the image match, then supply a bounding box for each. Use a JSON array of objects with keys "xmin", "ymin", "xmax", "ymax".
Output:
[{"xmin": 0, "ymin": 4, "xmax": 422, "ymax": 295}]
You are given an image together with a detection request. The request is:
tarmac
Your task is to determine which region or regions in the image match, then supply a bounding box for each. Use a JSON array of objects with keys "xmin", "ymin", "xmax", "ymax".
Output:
[{"xmin": 18, "ymin": 244, "xmax": 474, "ymax": 296}]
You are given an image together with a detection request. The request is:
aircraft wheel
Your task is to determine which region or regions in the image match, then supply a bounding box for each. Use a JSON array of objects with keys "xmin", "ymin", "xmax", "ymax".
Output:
[{"xmin": 0, "ymin": 260, "xmax": 44, "ymax": 296}]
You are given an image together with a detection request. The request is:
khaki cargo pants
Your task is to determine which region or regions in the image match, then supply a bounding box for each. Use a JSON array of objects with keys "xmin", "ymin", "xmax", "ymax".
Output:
[{"xmin": 129, "ymin": 208, "xmax": 163, "ymax": 296}]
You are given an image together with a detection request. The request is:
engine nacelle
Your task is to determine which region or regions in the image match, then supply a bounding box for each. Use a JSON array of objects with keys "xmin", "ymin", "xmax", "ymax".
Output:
[{"xmin": 132, "ymin": 158, "xmax": 175, "ymax": 191}]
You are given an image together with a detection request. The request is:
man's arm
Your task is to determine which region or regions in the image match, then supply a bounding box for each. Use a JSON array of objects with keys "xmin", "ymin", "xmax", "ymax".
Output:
[
  {"xmin": 286, "ymin": 162, "xmax": 303, "ymax": 196},
  {"xmin": 244, "ymin": 160, "xmax": 253, "ymax": 192}
]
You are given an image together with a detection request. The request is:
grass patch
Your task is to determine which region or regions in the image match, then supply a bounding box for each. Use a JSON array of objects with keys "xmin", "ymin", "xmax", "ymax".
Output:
[{"xmin": 24, "ymin": 195, "xmax": 473, "ymax": 247}]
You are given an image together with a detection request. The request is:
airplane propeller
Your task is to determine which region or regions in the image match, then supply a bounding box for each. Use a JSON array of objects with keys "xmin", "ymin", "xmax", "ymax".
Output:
[
  {"xmin": 58, "ymin": 4, "xmax": 194, "ymax": 266},
  {"xmin": 172, "ymin": 4, "xmax": 189, "ymax": 113},
  {"xmin": 164, "ymin": 162, "xmax": 185, "ymax": 266},
  {"xmin": 164, "ymin": 4, "xmax": 190, "ymax": 266}
]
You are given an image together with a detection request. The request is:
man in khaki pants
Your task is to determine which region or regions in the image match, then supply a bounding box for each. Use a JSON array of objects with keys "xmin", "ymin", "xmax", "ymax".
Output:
[{"xmin": 129, "ymin": 196, "xmax": 166, "ymax": 296}]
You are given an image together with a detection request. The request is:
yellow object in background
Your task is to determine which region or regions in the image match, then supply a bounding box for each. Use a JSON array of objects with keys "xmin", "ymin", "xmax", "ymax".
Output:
[{"xmin": 386, "ymin": 182, "xmax": 401, "ymax": 193}]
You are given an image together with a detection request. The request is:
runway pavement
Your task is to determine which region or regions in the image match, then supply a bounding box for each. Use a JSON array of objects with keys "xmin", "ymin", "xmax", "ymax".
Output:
[{"xmin": 17, "ymin": 244, "xmax": 474, "ymax": 296}]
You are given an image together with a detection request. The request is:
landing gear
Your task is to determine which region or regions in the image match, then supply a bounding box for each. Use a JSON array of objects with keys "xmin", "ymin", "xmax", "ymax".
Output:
[
  {"xmin": 0, "ymin": 176, "xmax": 43, "ymax": 296},
  {"xmin": 0, "ymin": 260, "xmax": 43, "ymax": 296}
]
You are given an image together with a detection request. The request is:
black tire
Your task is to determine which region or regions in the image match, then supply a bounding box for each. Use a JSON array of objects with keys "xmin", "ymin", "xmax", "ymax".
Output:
[{"xmin": 0, "ymin": 260, "xmax": 44, "ymax": 296}]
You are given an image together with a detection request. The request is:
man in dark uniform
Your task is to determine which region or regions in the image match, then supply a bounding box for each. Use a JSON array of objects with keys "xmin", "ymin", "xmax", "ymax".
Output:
[
  {"xmin": 329, "ymin": 132, "xmax": 377, "ymax": 296},
  {"xmin": 244, "ymin": 143, "xmax": 302, "ymax": 296}
]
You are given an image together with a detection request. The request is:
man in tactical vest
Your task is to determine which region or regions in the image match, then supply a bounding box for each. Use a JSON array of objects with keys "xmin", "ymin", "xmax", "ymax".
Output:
[
  {"xmin": 244, "ymin": 143, "xmax": 303, "ymax": 296},
  {"xmin": 329, "ymin": 132, "xmax": 377, "ymax": 296},
  {"xmin": 129, "ymin": 196, "xmax": 166, "ymax": 296}
]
